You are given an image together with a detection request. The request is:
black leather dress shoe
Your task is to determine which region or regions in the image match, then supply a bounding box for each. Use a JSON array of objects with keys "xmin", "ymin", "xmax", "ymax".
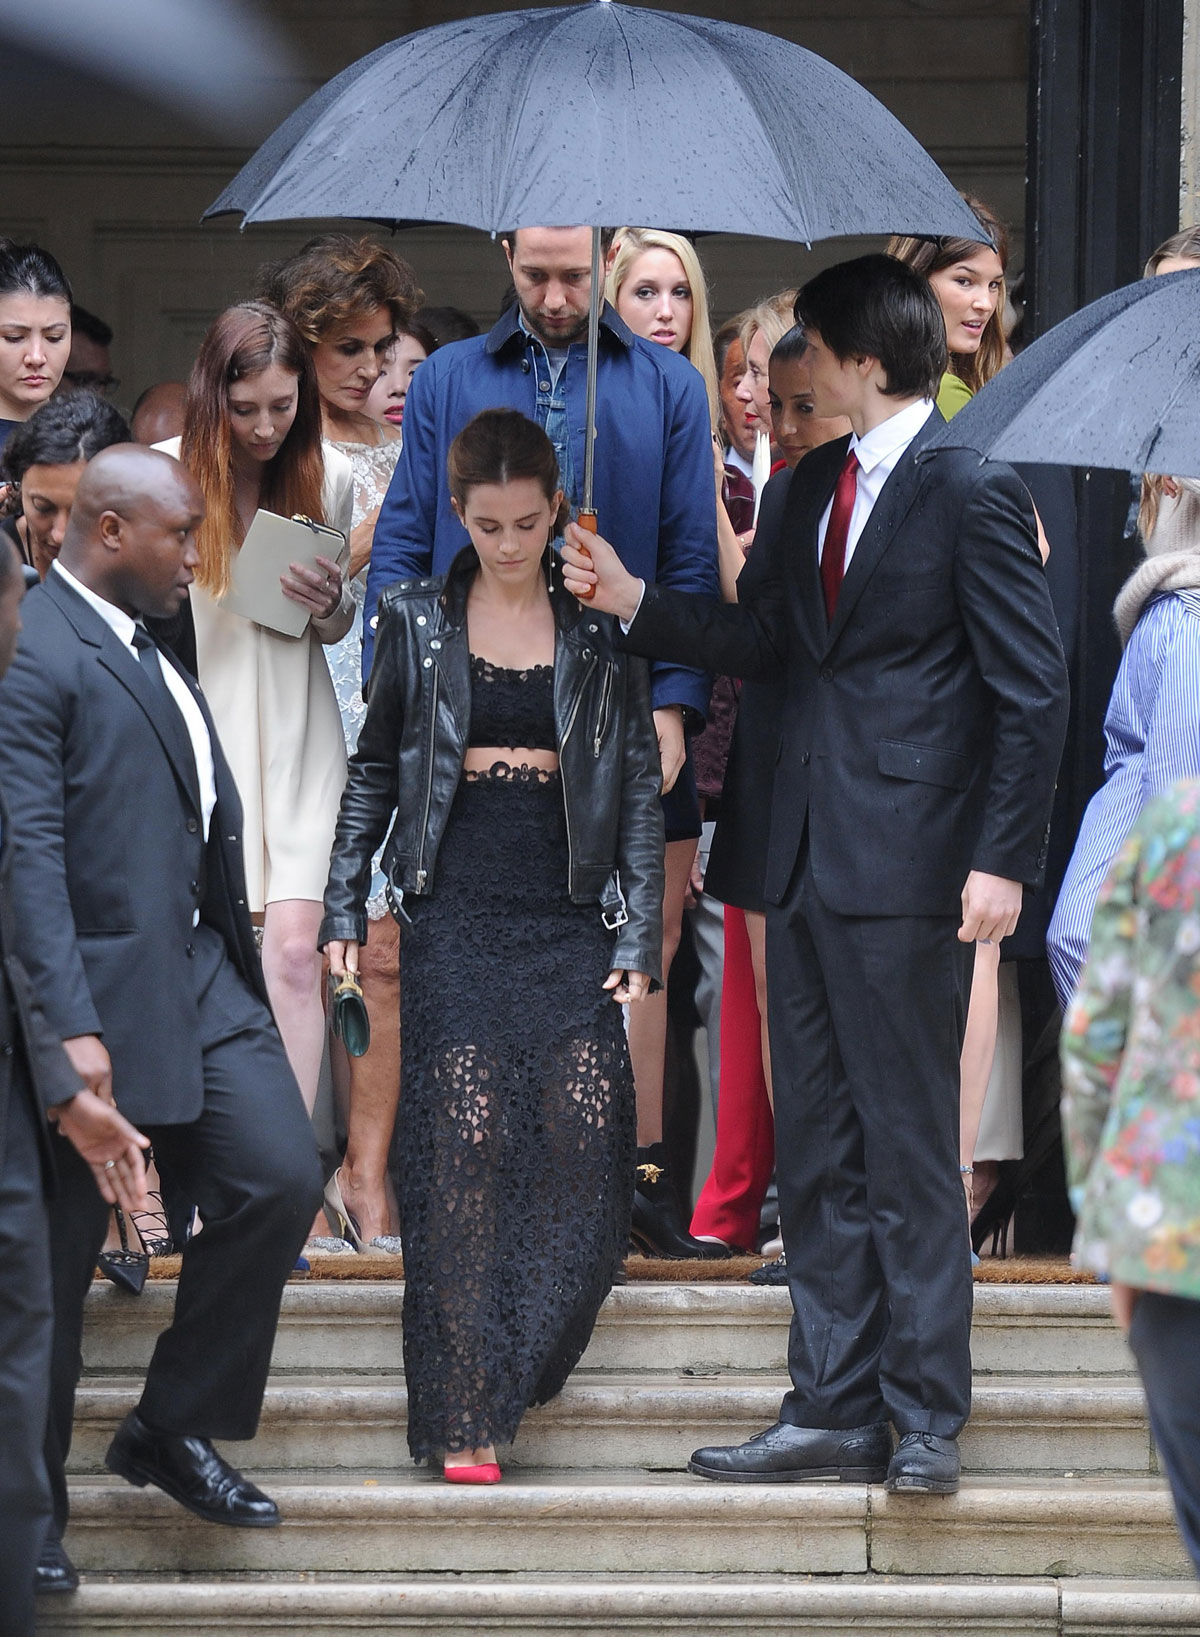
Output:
[
  {"xmin": 885, "ymin": 1431, "xmax": 961, "ymax": 1494},
  {"xmin": 105, "ymin": 1410, "xmax": 281, "ymax": 1527},
  {"xmin": 34, "ymin": 1533, "xmax": 78, "ymax": 1594},
  {"xmin": 688, "ymin": 1420, "xmax": 892, "ymax": 1483},
  {"xmin": 748, "ymin": 1253, "xmax": 788, "ymax": 1286}
]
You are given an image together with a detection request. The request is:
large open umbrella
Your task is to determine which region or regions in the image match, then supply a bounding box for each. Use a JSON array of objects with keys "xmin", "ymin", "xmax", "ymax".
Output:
[
  {"xmin": 207, "ymin": 0, "xmax": 988, "ymax": 518},
  {"xmin": 931, "ymin": 268, "xmax": 1200, "ymax": 475}
]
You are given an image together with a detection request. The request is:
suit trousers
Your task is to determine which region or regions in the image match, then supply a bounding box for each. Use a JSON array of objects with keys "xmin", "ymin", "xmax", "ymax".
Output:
[
  {"xmin": 0, "ymin": 1071, "xmax": 52, "ymax": 1637},
  {"xmin": 45, "ymin": 924, "xmax": 322, "ymax": 1534},
  {"xmin": 767, "ymin": 848, "xmax": 974, "ymax": 1437},
  {"xmin": 1129, "ymin": 1290, "xmax": 1200, "ymax": 1576}
]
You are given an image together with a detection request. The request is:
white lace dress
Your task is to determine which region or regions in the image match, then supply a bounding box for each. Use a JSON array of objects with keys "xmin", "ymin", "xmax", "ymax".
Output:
[{"xmin": 327, "ymin": 436, "xmax": 403, "ymax": 919}]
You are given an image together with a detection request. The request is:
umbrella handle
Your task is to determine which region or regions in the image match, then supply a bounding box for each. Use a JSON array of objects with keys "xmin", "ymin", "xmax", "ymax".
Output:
[{"xmin": 575, "ymin": 509, "xmax": 597, "ymax": 599}]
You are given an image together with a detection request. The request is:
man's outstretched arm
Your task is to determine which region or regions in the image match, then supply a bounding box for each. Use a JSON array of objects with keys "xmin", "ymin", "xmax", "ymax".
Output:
[{"xmin": 561, "ymin": 520, "xmax": 788, "ymax": 682}]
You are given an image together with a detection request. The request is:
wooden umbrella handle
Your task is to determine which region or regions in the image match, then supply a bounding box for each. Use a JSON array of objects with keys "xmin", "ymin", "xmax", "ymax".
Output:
[{"xmin": 575, "ymin": 509, "xmax": 597, "ymax": 598}]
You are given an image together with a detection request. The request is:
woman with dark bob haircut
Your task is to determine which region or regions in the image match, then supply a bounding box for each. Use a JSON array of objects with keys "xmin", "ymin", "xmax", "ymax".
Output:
[
  {"xmin": 321, "ymin": 409, "xmax": 664, "ymax": 1483},
  {"xmin": 1, "ymin": 389, "xmax": 128, "ymax": 579}
]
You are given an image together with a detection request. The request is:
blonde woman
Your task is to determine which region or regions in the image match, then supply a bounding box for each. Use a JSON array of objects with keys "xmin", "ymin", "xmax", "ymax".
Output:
[
  {"xmin": 607, "ymin": 228, "xmax": 719, "ymax": 426},
  {"xmin": 735, "ymin": 292, "xmax": 798, "ymax": 512}
]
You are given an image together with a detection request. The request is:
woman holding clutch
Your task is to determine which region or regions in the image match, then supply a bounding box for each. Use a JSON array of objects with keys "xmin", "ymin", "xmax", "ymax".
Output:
[
  {"xmin": 163, "ymin": 301, "xmax": 354, "ymax": 1156},
  {"xmin": 321, "ymin": 409, "xmax": 663, "ymax": 1480}
]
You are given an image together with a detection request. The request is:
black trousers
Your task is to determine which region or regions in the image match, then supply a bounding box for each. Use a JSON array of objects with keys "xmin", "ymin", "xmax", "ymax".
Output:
[
  {"xmin": 1129, "ymin": 1290, "xmax": 1200, "ymax": 1577},
  {"xmin": 45, "ymin": 925, "xmax": 322, "ymax": 1535},
  {"xmin": 0, "ymin": 1072, "xmax": 52, "ymax": 1637},
  {"xmin": 766, "ymin": 848, "xmax": 974, "ymax": 1438}
]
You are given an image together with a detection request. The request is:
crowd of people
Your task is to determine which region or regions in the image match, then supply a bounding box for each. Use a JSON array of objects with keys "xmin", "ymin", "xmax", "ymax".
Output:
[{"xmin": 1, "ymin": 203, "xmax": 1199, "ymax": 1630}]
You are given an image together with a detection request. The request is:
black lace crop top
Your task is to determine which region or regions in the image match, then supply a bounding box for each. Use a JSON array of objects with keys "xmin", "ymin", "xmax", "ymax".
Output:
[{"xmin": 467, "ymin": 656, "xmax": 557, "ymax": 750}]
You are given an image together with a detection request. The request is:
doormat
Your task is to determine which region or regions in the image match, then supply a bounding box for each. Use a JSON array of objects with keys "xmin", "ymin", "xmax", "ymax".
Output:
[{"xmin": 111, "ymin": 1252, "xmax": 1094, "ymax": 1285}]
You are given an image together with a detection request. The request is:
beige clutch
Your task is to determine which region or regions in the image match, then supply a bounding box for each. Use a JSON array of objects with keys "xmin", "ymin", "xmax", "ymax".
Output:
[{"xmin": 222, "ymin": 510, "xmax": 349, "ymax": 637}]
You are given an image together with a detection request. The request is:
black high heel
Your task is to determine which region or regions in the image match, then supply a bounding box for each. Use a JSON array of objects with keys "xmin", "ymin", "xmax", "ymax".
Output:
[
  {"xmin": 630, "ymin": 1143, "xmax": 734, "ymax": 1260},
  {"xmin": 96, "ymin": 1208, "xmax": 150, "ymax": 1296}
]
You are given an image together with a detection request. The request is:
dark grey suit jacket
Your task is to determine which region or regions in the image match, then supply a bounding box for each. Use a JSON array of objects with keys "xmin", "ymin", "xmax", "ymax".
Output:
[
  {"xmin": 628, "ymin": 409, "xmax": 1071, "ymax": 920},
  {"xmin": 0, "ymin": 790, "xmax": 81, "ymax": 1189},
  {"xmin": 0, "ymin": 572, "xmax": 267, "ymax": 1126}
]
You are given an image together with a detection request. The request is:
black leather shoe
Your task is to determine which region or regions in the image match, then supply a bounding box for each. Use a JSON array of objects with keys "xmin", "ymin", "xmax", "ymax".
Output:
[
  {"xmin": 630, "ymin": 1143, "xmax": 734, "ymax": 1259},
  {"xmin": 749, "ymin": 1253, "xmax": 788, "ymax": 1286},
  {"xmin": 34, "ymin": 1532, "xmax": 78, "ymax": 1594},
  {"xmin": 688, "ymin": 1420, "xmax": 892, "ymax": 1483},
  {"xmin": 105, "ymin": 1410, "xmax": 281, "ymax": 1527},
  {"xmin": 885, "ymin": 1431, "xmax": 961, "ymax": 1494}
]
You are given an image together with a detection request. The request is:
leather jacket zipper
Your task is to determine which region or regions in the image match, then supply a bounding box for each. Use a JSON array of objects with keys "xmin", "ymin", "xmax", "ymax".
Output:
[
  {"xmin": 593, "ymin": 662, "xmax": 614, "ymax": 757},
  {"xmin": 560, "ymin": 650, "xmax": 597, "ymax": 886},
  {"xmin": 415, "ymin": 665, "xmax": 438, "ymax": 891}
]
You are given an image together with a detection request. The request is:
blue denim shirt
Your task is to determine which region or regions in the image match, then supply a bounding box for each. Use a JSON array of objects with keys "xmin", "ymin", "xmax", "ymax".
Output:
[
  {"xmin": 532, "ymin": 338, "xmax": 578, "ymax": 513},
  {"xmin": 364, "ymin": 304, "xmax": 718, "ymax": 718}
]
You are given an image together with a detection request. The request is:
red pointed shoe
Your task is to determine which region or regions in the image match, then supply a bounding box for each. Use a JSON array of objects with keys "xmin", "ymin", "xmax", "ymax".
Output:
[{"xmin": 443, "ymin": 1462, "xmax": 502, "ymax": 1485}]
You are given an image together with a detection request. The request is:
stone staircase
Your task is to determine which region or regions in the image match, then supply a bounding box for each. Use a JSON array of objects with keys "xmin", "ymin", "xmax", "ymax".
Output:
[{"xmin": 38, "ymin": 1280, "xmax": 1200, "ymax": 1634}]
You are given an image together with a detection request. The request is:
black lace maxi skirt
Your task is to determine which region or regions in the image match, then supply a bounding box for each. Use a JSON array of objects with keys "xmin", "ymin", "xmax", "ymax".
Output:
[{"xmin": 397, "ymin": 767, "xmax": 637, "ymax": 1460}]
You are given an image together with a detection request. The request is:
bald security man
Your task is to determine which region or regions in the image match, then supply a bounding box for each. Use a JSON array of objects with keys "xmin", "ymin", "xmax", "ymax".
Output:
[
  {"xmin": 0, "ymin": 534, "xmax": 151, "ymax": 1629},
  {"xmin": 0, "ymin": 448, "xmax": 323, "ymax": 1589}
]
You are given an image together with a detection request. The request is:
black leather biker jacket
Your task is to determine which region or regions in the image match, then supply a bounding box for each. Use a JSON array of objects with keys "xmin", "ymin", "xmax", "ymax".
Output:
[{"xmin": 319, "ymin": 547, "xmax": 665, "ymax": 986}]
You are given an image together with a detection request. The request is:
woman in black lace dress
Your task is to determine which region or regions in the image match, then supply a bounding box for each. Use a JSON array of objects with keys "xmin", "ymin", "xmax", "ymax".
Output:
[{"xmin": 321, "ymin": 409, "xmax": 664, "ymax": 1482}]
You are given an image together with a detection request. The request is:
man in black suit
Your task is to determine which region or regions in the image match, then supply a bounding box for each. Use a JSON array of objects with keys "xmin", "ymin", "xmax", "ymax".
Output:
[
  {"xmin": 0, "ymin": 537, "xmax": 150, "ymax": 1632},
  {"xmin": 0, "ymin": 448, "xmax": 324, "ymax": 1589},
  {"xmin": 564, "ymin": 256, "xmax": 1069, "ymax": 1494}
]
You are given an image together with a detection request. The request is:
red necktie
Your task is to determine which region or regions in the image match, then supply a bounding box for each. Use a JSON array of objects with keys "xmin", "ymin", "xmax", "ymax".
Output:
[{"xmin": 821, "ymin": 449, "xmax": 859, "ymax": 623}]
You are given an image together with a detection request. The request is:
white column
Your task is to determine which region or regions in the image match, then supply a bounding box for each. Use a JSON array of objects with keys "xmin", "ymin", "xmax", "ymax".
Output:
[{"xmin": 1182, "ymin": 0, "xmax": 1200, "ymax": 226}]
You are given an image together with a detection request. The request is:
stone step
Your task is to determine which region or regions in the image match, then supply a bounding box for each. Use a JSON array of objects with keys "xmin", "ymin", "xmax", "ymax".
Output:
[
  {"xmin": 67, "ymin": 1372, "xmax": 1154, "ymax": 1477},
  {"xmin": 81, "ymin": 1281, "xmax": 1133, "ymax": 1380},
  {"xmin": 31, "ymin": 1574, "xmax": 1200, "ymax": 1636},
  {"xmin": 61, "ymin": 1473, "xmax": 1191, "ymax": 1580}
]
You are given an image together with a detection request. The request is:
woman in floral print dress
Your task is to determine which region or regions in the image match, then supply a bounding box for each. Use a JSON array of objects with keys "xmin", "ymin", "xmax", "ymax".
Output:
[{"xmin": 1062, "ymin": 778, "xmax": 1200, "ymax": 1573}]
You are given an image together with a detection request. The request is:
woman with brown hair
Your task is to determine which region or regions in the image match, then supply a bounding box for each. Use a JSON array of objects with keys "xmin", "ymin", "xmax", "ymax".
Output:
[
  {"xmin": 260, "ymin": 235, "xmax": 420, "ymax": 1251},
  {"xmin": 889, "ymin": 196, "xmax": 1008, "ymax": 419},
  {"xmin": 322, "ymin": 408, "xmax": 662, "ymax": 1481},
  {"xmin": 162, "ymin": 301, "xmax": 354, "ymax": 1208}
]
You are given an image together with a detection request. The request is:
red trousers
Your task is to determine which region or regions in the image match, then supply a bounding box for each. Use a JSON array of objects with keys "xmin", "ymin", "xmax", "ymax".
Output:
[{"xmin": 690, "ymin": 905, "xmax": 775, "ymax": 1249}]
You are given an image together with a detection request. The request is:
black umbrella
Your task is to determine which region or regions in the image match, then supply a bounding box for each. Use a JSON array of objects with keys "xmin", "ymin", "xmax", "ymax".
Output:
[
  {"xmin": 207, "ymin": 0, "xmax": 987, "ymax": 515},
  {"xmin": 932, "ymin": 268, "xmax": 1200, "ymax": 475}
]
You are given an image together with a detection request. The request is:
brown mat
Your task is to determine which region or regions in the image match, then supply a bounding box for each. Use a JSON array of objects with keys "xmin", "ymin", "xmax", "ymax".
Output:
[{"xmin": 111, "ymin": 1252, "xmax": 1094, "ymax": 1285}]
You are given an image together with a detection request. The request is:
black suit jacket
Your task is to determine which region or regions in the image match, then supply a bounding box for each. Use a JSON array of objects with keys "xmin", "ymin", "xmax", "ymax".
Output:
[
  {"xmin": 0, "ymin": 791, "xmax": 81, "ymax": 1190},
  {"xmin": 629, "ymin": 409, "xmax": 1070, "ymax": 919},
  {"xmin": 0, "ymin": 573, "xmax": 268, "ymax": 1126},
  {"xmin": 704, "ymin": 466, "xmax": 790, "ymax": 912}
]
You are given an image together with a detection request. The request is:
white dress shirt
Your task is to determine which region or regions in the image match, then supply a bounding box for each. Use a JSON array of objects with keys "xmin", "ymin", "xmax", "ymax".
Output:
[
  {"xmin": 52, "ymin": 563, "xmax": 218, "ymax": 845},
  {"xmin": 817, "ymin": 398, "xmax": 936, "ymax": 570}
]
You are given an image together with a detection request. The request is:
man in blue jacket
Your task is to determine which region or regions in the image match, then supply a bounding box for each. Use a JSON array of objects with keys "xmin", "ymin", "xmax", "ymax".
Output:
[{"xmin": 365, "ymin": 226, "xmax": 719, "ymax": 770}]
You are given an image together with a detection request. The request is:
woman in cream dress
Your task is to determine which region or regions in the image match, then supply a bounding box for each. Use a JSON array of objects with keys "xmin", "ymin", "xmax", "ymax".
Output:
[{"xmin": 163, "ymin": 301, "xmax": 353, "ymax": 1157}]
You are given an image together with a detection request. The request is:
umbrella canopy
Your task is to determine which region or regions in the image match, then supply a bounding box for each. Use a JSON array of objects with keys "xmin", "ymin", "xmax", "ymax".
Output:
[
  {"xmin": 206, "ymin": 1, "xmax": 985, "ymax": 246},
  {"xmin": 931, "ymin": 268, "xmax": 1200, "ymax": 475}
]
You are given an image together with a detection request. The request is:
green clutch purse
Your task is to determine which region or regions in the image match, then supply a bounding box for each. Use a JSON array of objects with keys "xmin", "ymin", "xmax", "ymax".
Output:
[{"xmin": 330, "ymin": 972, "xmax": 371, "ymax": 1057}]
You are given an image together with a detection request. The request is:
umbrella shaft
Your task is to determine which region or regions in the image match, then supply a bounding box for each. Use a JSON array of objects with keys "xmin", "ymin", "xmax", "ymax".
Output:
[{"xmin": 582, "ymin": 225, "xmax": 602, "ymax": 514}]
